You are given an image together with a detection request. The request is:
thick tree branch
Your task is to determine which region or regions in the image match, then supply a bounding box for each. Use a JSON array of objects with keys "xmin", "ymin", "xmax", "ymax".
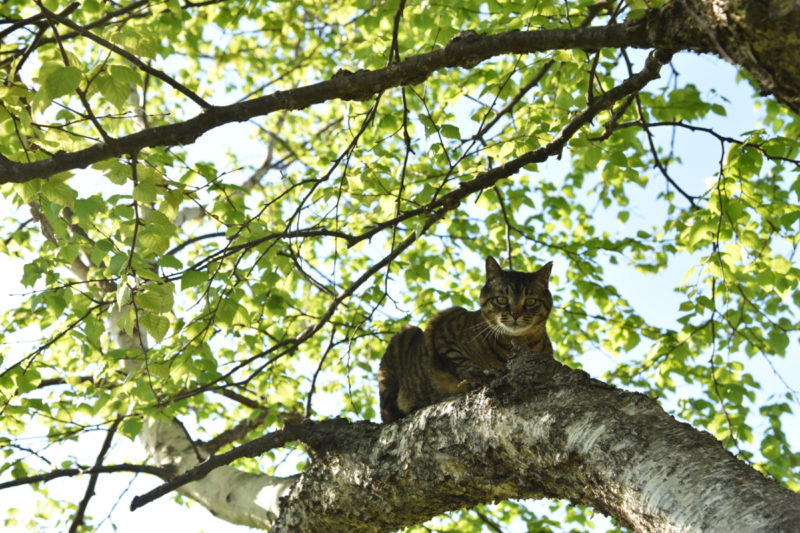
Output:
[
  {"xmin": 3, "ymin": 2, "xmax": 797, "ymax": 187},
  {"xmin": 130, "ymin": 418, "xmax": 348, "ymax": 511},
  {"xmin": 0, "ymin": 22, "xmax": 684, "ymax": 184},
  {"xmin": 134, "ymin": 416, "xmax": 296, "ymax": 528},
  {"xmin": 267, "ymin": 346, "xmax": 800, "ymax": 532},
  {"xmin": 640, "ymin": 0, "xmax": 800, "ymax": 112}
]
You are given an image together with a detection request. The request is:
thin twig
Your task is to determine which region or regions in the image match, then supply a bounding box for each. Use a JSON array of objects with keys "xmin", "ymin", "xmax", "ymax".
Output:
[
  {"xmin": 68, "ymin": 417, "xmax": 122, "ymax": 533},
  {"xmin": 35, "ymin": 3, "xmax": 210, "ymax": 109},
  {"xmin": 306, "ymin": 325, "xmax": 339, "ymax": 417},
  {"xmin": 0, "ymin": 463, "xmax": 167, "ymax": 490},
  {"xmin": 493, "ymin": 186, "xmax": 514, "ymax": 268}
]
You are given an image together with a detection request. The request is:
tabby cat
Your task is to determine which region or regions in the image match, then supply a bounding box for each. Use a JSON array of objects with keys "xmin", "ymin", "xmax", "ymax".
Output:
[{"xmin": 378, "ymin": 256, "xmax": 553, "ymax": 423}]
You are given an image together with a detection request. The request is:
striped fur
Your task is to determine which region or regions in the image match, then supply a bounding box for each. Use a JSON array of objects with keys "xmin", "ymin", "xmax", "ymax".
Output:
[{"xmin": 378, "ymin": 256, "xmax": 553, "ymax": 423}]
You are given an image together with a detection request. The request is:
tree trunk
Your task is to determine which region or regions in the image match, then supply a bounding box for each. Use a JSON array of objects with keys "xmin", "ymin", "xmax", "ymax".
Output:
[
  {"xmin": 641, "ymin": 0, "xmax": 800, "ymax": 114},
  {"xmin": 267, "ymin": 348, "xmax": 800, "ymax": 532}
]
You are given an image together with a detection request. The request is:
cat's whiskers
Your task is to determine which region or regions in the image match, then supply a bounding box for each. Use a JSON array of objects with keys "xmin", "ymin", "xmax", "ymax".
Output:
[
  {"xmin": 469, "ymin": 320, "xmax": 504, "ymax": 342},
  {"xmin": 468, "ymin": 321, "xmax": 493, "ymax": 342}
]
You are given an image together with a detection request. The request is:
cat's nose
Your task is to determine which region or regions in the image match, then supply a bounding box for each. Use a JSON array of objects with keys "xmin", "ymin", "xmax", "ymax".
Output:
[{"xmin": 510, "ymin": 308, "xmax": 522, "ymax": 319}]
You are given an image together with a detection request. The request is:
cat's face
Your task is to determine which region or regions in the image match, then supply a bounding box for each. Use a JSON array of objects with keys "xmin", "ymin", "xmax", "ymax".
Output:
[{"xmin": 479, "ymin": 256, "xmax": 553, "ymax": 337}]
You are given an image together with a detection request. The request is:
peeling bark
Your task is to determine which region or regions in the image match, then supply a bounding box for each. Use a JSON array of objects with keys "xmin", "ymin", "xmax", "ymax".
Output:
[
  {"xmin": 138, "ymin": 417, "xmax": 295, "ymax": 528},
  {"xmin": 267, "ymin": 348, "xmax": 800, "ymax": 532}
]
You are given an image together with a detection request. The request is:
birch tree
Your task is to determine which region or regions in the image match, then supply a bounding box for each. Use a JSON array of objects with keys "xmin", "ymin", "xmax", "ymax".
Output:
[{"xmin": 1, "ymin": 0, "xmax": 799, "ymax": 531}]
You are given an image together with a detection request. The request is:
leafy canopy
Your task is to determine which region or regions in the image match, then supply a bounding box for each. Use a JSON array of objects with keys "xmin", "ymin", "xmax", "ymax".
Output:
[{"xmin": 0, "ymin": 0, "xmax": 798, "ymax": 531}]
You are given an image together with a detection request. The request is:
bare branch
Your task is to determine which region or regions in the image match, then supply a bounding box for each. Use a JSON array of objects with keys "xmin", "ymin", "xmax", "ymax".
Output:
[
  {"xmin": 0, "ymin": 463, "xmax": 167, "ymax": 491},
  {"xmin": 129, "ymin": 419, "xmax": 354, "ymax": 511},
  {"xmin": 68, "ymin": 417, "xmax": 122, "ymax": 533}
]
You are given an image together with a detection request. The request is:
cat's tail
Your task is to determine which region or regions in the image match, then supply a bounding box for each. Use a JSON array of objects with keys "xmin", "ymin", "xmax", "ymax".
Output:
[
  {"xmin": 378, "ymin": 325, "xmax": 422, "ymax": 423},
  {"xmin": 378, "ymin": 363, "xmax": 402, "ymax": 423}
]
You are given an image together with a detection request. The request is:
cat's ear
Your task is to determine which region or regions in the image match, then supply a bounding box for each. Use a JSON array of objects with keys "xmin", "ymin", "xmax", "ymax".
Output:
[
  {"xmin": 537, "ymin": 261, "xmax": 553, "ymax": 282},
  {"xmin": 485, "ymin": 256, "xmax": 503, "ymax": 279}
]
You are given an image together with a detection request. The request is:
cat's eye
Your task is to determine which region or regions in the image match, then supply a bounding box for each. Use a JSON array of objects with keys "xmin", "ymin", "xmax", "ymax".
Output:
[
  {"xmin": 525, "ymin": 297, "xmax": 538, "ymax": 307},
  {"xmin": 495, "ymin": 296, "xmax": 508, "ymax": 306}
]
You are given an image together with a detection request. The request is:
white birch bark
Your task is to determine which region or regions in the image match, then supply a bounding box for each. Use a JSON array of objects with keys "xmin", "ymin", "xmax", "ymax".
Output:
[
  {"xmin": 99, "ymin": 89, "xmax": 296, "ymax": 530},
  {"xmin": 107, "ymin": 284, "xmax": 296, "ymax": 528},
  {"xmin": 265, "ymin": 349, "xmax": 800, "ymax": 532}
]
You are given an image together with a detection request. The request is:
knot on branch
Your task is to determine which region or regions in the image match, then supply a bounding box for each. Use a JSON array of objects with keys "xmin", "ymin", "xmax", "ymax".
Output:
[{"xmin": 444, "ymin": 30, "xmax": 485, "ymax": 68}]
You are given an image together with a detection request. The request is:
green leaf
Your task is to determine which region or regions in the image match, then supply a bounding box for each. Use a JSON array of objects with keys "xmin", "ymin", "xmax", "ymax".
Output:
[
  {"xmin": 607, "ymin": 150, "xmax": 627, "ymax": 167},
  {"xmin": 108, "ymin": 252, "xmax": 128, "ymax": 275},
  {"xmin": 137, "ymin": 283, "xmax": 174, "ymax": 314},
  {"xmin": 133, "ymin": 180, "xmax": 158, "ymax": 204},
  {"xmin": 109, "ymin": 64, "xmax": 142, "ymax": 87},
  {"xmin": 119, "ymin": 417, "xmax": 143, "ymax": 441},
  {"xmin": 11, "ymin": 462, "xmax": 28, "ymax": 480},
  {"xmin": 217, "ymin": 296, "xmax": 250, "ymax": 329},
  {"xmin": 140, "ymin": 312, "xmax": 170, "ymax": 342},
  {"xmin": 181, "ymin": 269, "xmax": 208, "ymax": 290},
  {"xmin": 14, "ymin": 368, "xmax": 41, "ymax": 394},
  {"xmin": 94, "ymin": 73, "xmax": 132, "ymax": 111},
  {"xmin": 347, "ymin": 173, "xmax": 364, "ymax": 192},
  {"xmin": 93, "ymin": 159, "xmax": 130, "ymax": 184},
  {"xmin": 768, "ymin": 329, "xmax": 790, "ymax": 354},
  {"xmin": 13, "ymin": 180, "xmax": 41, "ymax": 203},
  {"xmin": 138, "ymin": 225, "xmax": 172, "ymax": 256},
  {"xmin": 158, "ymin": 254, "xmax": 183, "ymax": 269},
  {"xmin": 440, "ymin": 124, "xmax": 461, "ymax": 139},
  {"xmin": 117, "ymin": 282, "xmax": 131, "ymax": 309},
  {"xmin": 39, "ymin": 63, "xmax": 82, "ymax": 99},
  {"xmin": 109, "ymin": 28, "xmax": 159, "ymax": 59},
  {"xmin": 90, "ymin": 238, "xmax": 115, "ymax": 266},
  {"xmin": 266, "ymin": 290, "xmax": 291, "ymax": 313},
  {"xmin": 41, "ymin": 180, "xmax": 77, "ymax": 208},
  {"xmin": 21, "ymin": 261, "xmax": 44, "ymax": 287}
]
